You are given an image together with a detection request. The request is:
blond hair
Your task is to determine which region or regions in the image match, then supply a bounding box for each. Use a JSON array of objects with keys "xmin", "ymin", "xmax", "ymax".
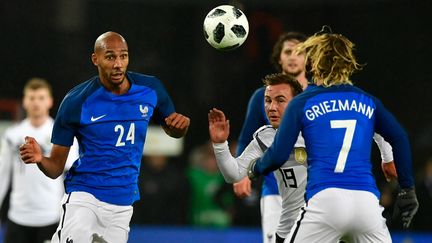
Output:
[
  {"xmin": 296, "ymin": 30, "xmax": 363, "ymax": 87},
  {"xmin": 23, "ymin": 77, "xmax": 53, "ymax": 96}
]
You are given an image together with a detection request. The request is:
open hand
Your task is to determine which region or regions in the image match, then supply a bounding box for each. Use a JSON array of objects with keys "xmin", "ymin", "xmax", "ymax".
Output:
[{"xmin": 208, "ymin": 108, "xmax": 230, "ymax": 143}]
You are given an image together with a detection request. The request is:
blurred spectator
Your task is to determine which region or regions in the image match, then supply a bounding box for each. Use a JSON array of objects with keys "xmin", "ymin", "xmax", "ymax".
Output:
[
  {"xmin": 131, "ymin": 155, "xmax": 189, "ymax": 225},
  {"xmin": 187, "ymin": 141, "xmax": 234, "ymax": 228},
  {"xmin": 0, "ymin": 78, "xmax": 78, "ymax": 243},
  {"xmin": 412, "ymin": 157, "xmax": 432, "ymax": 231}
]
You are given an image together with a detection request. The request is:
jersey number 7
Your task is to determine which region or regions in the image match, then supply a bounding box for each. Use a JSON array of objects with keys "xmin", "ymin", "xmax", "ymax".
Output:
[{"xmin": 330, "ymin": 120, "xmax": 357, "ymax": 173}]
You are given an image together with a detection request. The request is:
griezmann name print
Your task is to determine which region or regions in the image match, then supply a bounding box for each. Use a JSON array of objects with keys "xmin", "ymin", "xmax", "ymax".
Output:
[{"xmin": 305, "ymin": 99, "xmax": 375, "ymax": 121}]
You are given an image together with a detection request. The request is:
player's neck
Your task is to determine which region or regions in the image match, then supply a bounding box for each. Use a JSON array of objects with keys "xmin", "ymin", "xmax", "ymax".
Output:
[
  {"xmin": 296, "ymin": 73, "xmax": 309, "ymax": 90},
  {"xmin": 28, "ymin": 115, "xmax": 49, "ymax": 128},
  {"xmin": 101, "ymin": 78, "xmax": 131, "ymax": 95}
]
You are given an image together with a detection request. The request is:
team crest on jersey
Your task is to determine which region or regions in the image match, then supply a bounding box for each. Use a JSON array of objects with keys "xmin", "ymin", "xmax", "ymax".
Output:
[
  {"xmin": 139, "ymin": 105, "xmax": 149, "ymax": 117},
  {"xmin": 294, "ymin": 147, "xmax": 307, "ymax": 164}
]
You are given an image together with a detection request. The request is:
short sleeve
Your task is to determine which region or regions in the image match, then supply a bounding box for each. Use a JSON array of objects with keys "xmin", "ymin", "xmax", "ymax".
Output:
[
  {"xmin": 151, "ymin": 78, "xmax": 176, "ymax": 125},
  {"xmin": 51, "ymin": 96, "xmax": 79, "ymax": 147}
]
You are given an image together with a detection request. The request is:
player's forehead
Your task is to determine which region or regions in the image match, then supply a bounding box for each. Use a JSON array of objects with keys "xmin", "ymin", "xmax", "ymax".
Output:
[
  {"xmin": 282, "ymin": 39, "xmax": 301, "ymax": 50},
  {"xmin": 265, "ymin": 83, "xmax": 293, "ymax": 98},
  {"xmin": 24, "ymin": 87, "xmax": 51, "ymax": 97}
]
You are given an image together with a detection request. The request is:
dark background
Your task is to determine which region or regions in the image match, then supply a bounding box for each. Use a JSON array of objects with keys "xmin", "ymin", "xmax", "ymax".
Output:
[{"xmin": 1, "ymin": 0, "xmax": 431, "ymax": 230}]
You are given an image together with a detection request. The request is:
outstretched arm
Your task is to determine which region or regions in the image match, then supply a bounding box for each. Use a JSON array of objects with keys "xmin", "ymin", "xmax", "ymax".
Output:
[
  {"xmin": 19, "ymin": 136, "xmax": 70, "ymax": 179},
  {"xmin": 209, "ymin": 108, "xmax": 239, "ymax": 182},
  {"xmin": 163, "ymin": 112, "xmax": 190, "ymax": 138},
  {"xmin": 235, "ymin": 88, "xmax": 267, "ymax": 197},
  {"xmin": 209, "ymin": 108, "xmax": 263, "ymax": 183}
]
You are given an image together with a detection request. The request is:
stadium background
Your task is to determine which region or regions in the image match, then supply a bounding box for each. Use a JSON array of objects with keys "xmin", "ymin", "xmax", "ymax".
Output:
[{"xmin": 0, "ymin": 0, "xmax": 431, "ymax": 242}]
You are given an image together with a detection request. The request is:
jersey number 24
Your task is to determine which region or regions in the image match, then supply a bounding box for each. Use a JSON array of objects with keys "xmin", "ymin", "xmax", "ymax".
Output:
[{"xmin": 114, "ymin": 123, "xmax": 135, "ymax": 146}]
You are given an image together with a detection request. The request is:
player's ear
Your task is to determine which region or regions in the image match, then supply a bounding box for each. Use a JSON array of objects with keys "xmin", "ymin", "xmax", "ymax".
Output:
[{"xmin": 91, "ymin": 53, "xmax": 98, "ymax": 66}]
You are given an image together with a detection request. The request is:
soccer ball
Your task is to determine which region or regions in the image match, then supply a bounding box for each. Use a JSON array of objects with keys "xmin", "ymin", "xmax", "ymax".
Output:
[{"xmin": 203, "ymin": 5, "xmax": 249, "ymax": 51}]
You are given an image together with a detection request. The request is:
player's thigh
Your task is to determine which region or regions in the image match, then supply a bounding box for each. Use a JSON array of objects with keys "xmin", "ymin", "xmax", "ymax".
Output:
[
  {"xmin": 285, "ymin": 190, "xmax": 344, "ymax": 243},
  {"xmin": 285, "ymin": 206, "xmax": 341, "ymax": 243},
  {"xmin": 52, "ymin": 195, "xmax": 99, "ymax": 242},
  {"xmin": 260, "ymin": 195, "xmax": 282, "ymax": 243},
  {"xmin": 60, "ymin": 205, "xmax": 98, "ymax": 242},
  {"xmin": 100, "ymin": 204, "xmax": 133, "ymax": 243}
]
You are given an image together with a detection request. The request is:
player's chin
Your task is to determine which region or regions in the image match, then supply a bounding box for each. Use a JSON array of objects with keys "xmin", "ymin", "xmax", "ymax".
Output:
[
  {"xmin": 269, "ymin": 119, "xmax": 280, "ymax": 127},
  {"xmin": 110, "ymin": 73, "xmax": 125, "ymax": 83},
  {"xmin": 286, "ymin": 68, "xmax": 301, "ymax": 76}
]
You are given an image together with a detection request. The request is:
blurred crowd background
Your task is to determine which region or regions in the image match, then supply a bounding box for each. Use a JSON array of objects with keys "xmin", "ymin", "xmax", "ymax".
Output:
[{"xmin": 0, "ymin": 0, "xmax": 431, "ymax": 234}]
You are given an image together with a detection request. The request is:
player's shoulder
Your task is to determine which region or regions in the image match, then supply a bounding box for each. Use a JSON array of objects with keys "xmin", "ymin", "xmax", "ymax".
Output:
[
  {"xmin": 127, "ymin": 71, "xmax": 163, "ymax": 88},
  {"xmin": 252, "ymin": 86, "xmax": 265, "ymax": 96},
  {"xmin": 299, "ymin": 84, "xmax": 377, "ymax": 100},
  {"xmin": 253, "ymin": 125, "xmax": 276, "ymax": 138},
  {"xmin": 2, "ymin": 119, "xmax": 35, "ymax": 144},
  {"xmin": 341, "ymin": 84, "xmax": 375, "ymax": 97},
  {"xmin": 246, "ymin": 86, "xmax": 266, "ymax": 108},
  {"xmin": 349, "ymin": 85, "xmax": 382, "ymax": 104},
  {"xmin": 3, "ymin": 121, "xmax": 22, "ymax": 139},
  {"xmin": 335, "ymin": 85, "xmax": 382, "ymax": 106},
  {"xmin": 62, "ymin": 76, "xmax": 101, "ymax": 106},
  {"xmin": 253, "ymin": 125, "xmax": 276, "ymax": 150}
]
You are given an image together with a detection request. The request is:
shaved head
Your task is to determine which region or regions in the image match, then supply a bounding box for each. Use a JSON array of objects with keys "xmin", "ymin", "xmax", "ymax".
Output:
[
  {"xmin": 94, "ymin": 31, "xmax": 128, "ymax": 54},
  {"xmin": 91, "ymin": 31, "xmax": 130, "ymax": 94}
]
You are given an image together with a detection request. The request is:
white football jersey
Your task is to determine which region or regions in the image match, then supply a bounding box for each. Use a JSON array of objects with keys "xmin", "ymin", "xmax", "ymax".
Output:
[
  {"xmin": 0, "ymin": 118, "xmax": 78, "ymax": 227},
  {"xmin": 213, "ymin": 125, "xmax": 307, "ymax": 238}
]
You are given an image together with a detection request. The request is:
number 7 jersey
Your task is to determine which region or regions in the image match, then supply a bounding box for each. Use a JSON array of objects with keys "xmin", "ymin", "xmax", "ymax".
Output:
[
  {"xmin": 255, "ymin": 84, "xmax": 414, "ymax": 201},
  {"xmin": 51, "ymin": 71, "xmax": 175, "ymax": 205}
]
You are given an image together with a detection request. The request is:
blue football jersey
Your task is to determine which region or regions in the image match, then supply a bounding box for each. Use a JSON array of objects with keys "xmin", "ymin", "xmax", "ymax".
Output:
[
  {"xmin": 236, "ymin": 87, "xmax": 278, "ymax": 196},
  {"xmin": 254, "ymin": 84, "xmax": 414, "ymax": 201},
  {"xmin": 52, "ymin": 71, "xmax": 175, "ymax": 205}
]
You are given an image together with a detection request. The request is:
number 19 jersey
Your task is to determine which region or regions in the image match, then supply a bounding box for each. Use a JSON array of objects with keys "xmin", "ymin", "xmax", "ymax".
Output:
[{"xmin": 52, "ymin": 71, "xmax": 175, "ymax": 205}]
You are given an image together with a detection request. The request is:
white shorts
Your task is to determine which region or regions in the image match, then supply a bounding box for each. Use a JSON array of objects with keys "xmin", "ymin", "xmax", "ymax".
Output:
[
  {"xmin": 51, "ymin": 191, "xmax": 133, "ymax": 243},
  {"xmin": 260, "ymin": 195, "xmax": 282, "ymax": 243},
  {"xmin": 285, "ymin": 188, "xmax": 391, "ymax": 243}
]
